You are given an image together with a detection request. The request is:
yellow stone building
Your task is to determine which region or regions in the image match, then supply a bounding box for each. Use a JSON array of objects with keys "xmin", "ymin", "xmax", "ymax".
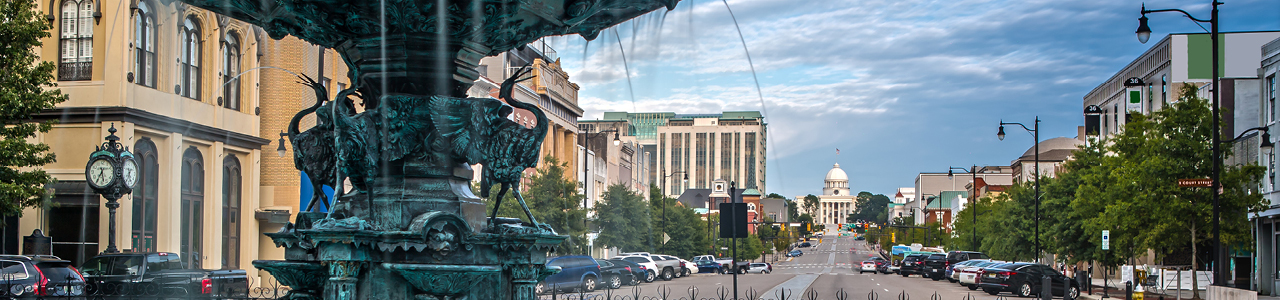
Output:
[{"xmin": 18, "ymin": 0, "xmax": 347, "ymax": 287}]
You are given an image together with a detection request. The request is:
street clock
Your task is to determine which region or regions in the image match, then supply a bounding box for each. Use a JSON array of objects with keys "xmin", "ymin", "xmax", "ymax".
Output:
[{"xmin": 83, "ymin": 124, "xmax": 136, "ymax": 254}]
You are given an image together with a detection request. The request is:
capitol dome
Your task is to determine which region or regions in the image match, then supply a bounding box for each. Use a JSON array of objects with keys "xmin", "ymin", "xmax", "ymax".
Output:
[{"xmin": 826, "ymin": 163, "xmax": 848, "ymax": 181}]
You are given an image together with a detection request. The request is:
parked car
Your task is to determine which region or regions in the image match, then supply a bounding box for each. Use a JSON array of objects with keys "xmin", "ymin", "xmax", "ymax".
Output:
[
  {"xmin": 595, "ymin": 260, "xmax": 636, "ymax": 289},
  {"xmin": 959, "ymin": 261, "xmax": 1006, "ymax": 290},
  {"xmin": 678, "ymin": 259, "xmax": 698, "ymax": 276},
  {"xmin": 647, "ymin": 255, "xmax": 684, "ymax": 280},
  {"xmin": 695, "ymin": 261, "xmax": 726, "ymax": 274},
  {"xmin": 946, "ymin": 251, "xmax": 989, "ymax": 265},
  {"xmin": 79, "ymin": 252, "xmax": 247, "ymax": 297},
  {"xmin": 979, "ymin": 263, "xmax": 1079, "ymax": 299},
  {"xmin": 536, "ymin": 256, "xmax": 602, "ymax": 294},
  {"xmin": 0, "ymin": 255, "xmax": 85, "ymax": 298},
  {"xmin": 922, "ymin": 253, "xmax": 949, "ymax": 280},
  {"xmin": 799, "ymin": 242, "xmax": 812, "ymax": 248},
  {"xmin": 898, "ymin": 254, "xmax": 926, "ymax": 277},
  {"xmin": 746, "ymin": 263, "xmax": 771, "ymax": 274},
  {"xmin": 948, "ymin": 260, "xmax": 988, "ymax": 283},
  {"xmin": 786, "ymin": 250, "xmax": 803, "ymax": 257},
  {"xmin": 617, "ymin": 256, "xmax": 658, "ymax": 282},
  {"xmin": 605, "ymin": 259, "xmax": 646, "ymax": 286}
]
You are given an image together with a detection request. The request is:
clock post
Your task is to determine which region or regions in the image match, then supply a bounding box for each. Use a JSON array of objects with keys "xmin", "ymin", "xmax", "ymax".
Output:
[{"xmin": 84, "ymin": 124, "xmax": 137, "ymax": 254}]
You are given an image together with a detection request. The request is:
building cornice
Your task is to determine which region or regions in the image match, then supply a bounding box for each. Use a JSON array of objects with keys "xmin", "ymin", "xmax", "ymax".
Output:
[{"xmin": 33, "ymin": 106, "xmax": 271, "ymax": 149}]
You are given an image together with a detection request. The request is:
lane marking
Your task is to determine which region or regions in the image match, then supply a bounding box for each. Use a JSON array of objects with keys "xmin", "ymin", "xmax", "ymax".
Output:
[{"xmin": 760, "ymin": 274, "xmax": 819, "ymax": 300}]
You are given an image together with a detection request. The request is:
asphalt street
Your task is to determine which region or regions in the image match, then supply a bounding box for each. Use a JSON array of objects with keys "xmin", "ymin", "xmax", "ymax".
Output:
[{"xmin": 548, "ymin": 232, "xmax": 1036, "ymax": 300}]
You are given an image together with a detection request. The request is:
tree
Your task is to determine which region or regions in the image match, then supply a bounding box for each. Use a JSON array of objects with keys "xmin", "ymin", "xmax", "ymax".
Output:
[
  {"xmin": 649, "ymin": 184, "xmax": 710, "ymax": 258},
  {"xmin": 0, "ymin": 0, "xmax": 66, "ymax": 217},
  {"xmin": 849, "ymin": 191, "xmax": 891, "ymax": 223},
  {"xmin": 802, "ymin": 194, "xmax": 819, "ymax": 216},
  {"xmin": 520, "ymin": 156, "xmax": 588, "ymax": 254},
  {"xmin": 594, "ymin": 184, "xmax": 651, "ymax": 253},
  {"xmin": 785, "ymin": 199, "xmax": 799, "ymax": 221}
]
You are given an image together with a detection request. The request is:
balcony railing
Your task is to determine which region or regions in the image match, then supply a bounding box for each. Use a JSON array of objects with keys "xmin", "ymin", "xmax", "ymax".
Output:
[{"xmin": 58, "ymin": 61, "xmax": 92, "ymax": 81}]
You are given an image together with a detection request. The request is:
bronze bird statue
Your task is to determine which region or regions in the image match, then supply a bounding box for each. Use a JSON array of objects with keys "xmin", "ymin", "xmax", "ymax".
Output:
[
  {"xmin": 481, "ymin": 66, "xmax": 548, "ymax": 229},
  {"xmin": 289, "ymin": 74, "xmax": 341, "ymax": 212}
]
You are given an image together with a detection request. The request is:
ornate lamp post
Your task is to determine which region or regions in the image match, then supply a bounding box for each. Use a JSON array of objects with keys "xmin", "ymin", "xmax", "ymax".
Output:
[
  {"xmin": 581, "ymin": 127, "xmax": 620, "ymax": 232},
  {"xmin": 999, "ymin": 117, "xmax": 1040, "ymax": 262},
  {"xmin": 84, "ymin": 124, "xmax": 137, "ymax": 254}
]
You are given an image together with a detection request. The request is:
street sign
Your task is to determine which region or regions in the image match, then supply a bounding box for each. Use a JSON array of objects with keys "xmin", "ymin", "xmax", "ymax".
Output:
[
  {"xmin": 1178, "ymin": 178, "xmax": 1213, "ymax": 187},
  {"xmin": 719, "ymin": 203, "xmax": 749, "ymax": 238},
  {"xmin": 663, "ymin": 233, "xmax": 671, "ymax": 244},
  {"xmin": 1102, "ymin": 230, "xmax": 1110, "ymax": 250}
]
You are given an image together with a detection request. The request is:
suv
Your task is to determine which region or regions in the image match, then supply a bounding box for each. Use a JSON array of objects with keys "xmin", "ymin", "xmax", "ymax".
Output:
[
  {"xmin": 898, "ymin": 254, "xmax": 926, "ymax": 277},
  {"xmin": 0, "ymin": 255, "xmax": 85, "ymax": 297},
  {"xmin": 537, "ymin": 256, "xmax": 601, "ymax": 294},
  {"xmin": 922, "ymin": 253, "xmax": 949, "ymax": 280}
]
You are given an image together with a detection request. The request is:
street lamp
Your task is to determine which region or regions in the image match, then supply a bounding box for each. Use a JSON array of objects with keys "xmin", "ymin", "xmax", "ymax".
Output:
[
  {"xmin": 949, "ymin": 165, "xmax": 989, "ymax": 252},
  {"xmin": 277, "ymin": 131, "xmax": 288, "ymax": 157},
  {"xmin": 1135, "ymin": 1, "xmax": 1225, "ymax": 285},
  {"xmin": 999, "ymin": 117, "xmax": 1040, "ymax": 263},
  {"xmin": 580, "ymin": 126, "xmax": 621, "ymax": 226}
]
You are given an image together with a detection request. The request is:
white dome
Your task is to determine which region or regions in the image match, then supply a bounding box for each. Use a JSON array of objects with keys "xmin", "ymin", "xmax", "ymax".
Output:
[{"xmin": 826, "ymin": 163, "xmax": 848, "ymax": 181}]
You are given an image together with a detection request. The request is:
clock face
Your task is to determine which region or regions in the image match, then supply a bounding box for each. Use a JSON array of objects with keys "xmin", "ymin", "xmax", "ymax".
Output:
[
  {"xmin": 121, "ymin": 159, "xmax": 138, "ymax": 188},
  {"xmin": 87, "ymin": 159, "xmax": 115, "ymax": 188}
]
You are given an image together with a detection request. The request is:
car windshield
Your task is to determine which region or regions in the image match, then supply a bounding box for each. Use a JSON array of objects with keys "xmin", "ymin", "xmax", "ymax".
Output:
[
  {"xmin": 0, "ymin": 261, "xmax": 29, "ymax": 280},
  {"xmin": 80, "ymin": 256, "xmax": 144, "ymax": 276}
]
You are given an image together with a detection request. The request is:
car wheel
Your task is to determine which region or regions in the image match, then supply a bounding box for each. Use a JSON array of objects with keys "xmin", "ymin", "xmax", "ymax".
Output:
[
  {"xmin": 932, "ymin": 274, "xmax": 942, "ymax": 281},
  {"xmin": 661, "ymin": 268, "xmax": 673, "ymax": 281},
  {"xmin": 1066, "ymin": 285, "xmax": 1079, "ymax": 300},
  {"xmin": 645, "ymin": 270, "xmax": 656, "ymax": 283},
  {"xmin": 969, "ymin": 285, "xmax": 979, "ymax": 291},
  {"xmin": 1017, "ymin": 282, "xmax": 1033, "ymax": 297},
  {"xmin": 683, "ymin": 269, "xmax": 690, "ymax": 277},
  {"xmin": 629, "ymin": 274, "xmax": 640, "ymax": 286},
  {"xmin": 581, "ymin": 276, "xmax": 596, "ymax": 292},
  {"xmin": 984, "ymin": 288, "xmax": 1000, "ymax": 295},
  {"xmin": 901, "ymin": 273, "xmax": 909, "ymax": 277},
  {"xmin": 764, "ymin": 270, "xmax": 770, "ymax": 274},
  {"xmin": 535, "ymin": 283, "xmax": 546, "ymax": 295},
  {"xmin": 718, "ymin": 268, "xmax": 726, "ymax": 274},
  {"xmin": 949, "ymin": 278, "xmax": 957, "ymax": 283},
  {"xmin": 608, "ymin": 275, "xmax": 622, "ymax": 289}
]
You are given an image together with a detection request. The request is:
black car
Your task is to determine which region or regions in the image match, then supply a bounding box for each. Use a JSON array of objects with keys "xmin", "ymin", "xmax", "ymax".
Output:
[
  {"xmin": 922, "ymin": 253, "xmax": 949, "ymax": 280},
  {"xmin": 606, "ymin": 259, "xmax": 646, "ymax": 285},
  {"xmin": 979, "ymin": 263, "xmax": 1079, "ymax": 298},
  {"xmin": 0, "ymin": 255, "xmax": 86, "ymax": 298},
  {"xmin": 80, "ymin": 252, "xmax": 248, "ymax": 297},
  {"xmin": 799, "ymin": 242, "xmax": 811, "ymax": 248},
  {"xmin": 595, "ymin": 260, "xmax": 636, "ymax": 289},
  {"xmin": 898, "ymin": 254, "xmax": 927, "ymax": 277}
]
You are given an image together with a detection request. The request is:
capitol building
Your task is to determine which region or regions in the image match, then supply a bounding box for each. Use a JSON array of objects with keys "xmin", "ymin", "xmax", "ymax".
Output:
[{"xmin": 810, "ymin": 163, "xmax": 856, "ymax": 225}]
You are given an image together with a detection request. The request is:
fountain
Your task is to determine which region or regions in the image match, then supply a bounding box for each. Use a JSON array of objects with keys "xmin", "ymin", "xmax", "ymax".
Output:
[{"xmin": 173, "ymin": 0, "xmax": 679, "ymax": 299}]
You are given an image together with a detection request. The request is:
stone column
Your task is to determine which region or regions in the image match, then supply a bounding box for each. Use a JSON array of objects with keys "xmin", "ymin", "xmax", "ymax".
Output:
[
  {"xmin": 325, "ymin": 261, "xmax": 362, "ymax": 300},
  {"xmin": 509, "ymin": 264, "xmax": 541, "ymax": 300}
]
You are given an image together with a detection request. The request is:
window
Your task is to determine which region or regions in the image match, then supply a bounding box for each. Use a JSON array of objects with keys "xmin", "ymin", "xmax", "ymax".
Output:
[
  {"xmin": 133, "ymin": 2, "xmax": 155, "ymax": 87},
  {"xmin": 1161, "ymin": 75, "xmax": 1168, "ymax": 105},
  {"xmin": 222, "ymin": 33, "xmax": 240, "ymax": 110},
  {"xmin": 179, "ymin": 18, "xmax": 201, "ymax": 100},
  {"xmin": 131, "ymin": 138, "xmax": 158, "ymax": 252},
  {"xmin": 58, "ymin": 0, "xmax": 93, "ymax": 81},
  {"xmin": 222, "ymin": 156, "xmax": 241, "ymax": 269},
  {"xmin": 180, "ymin": 147, "xmax": 203, "ymax": 269},
  {"xmin": 1268, "ymin": 75, "xmax": 1276, "ymax": 123}
]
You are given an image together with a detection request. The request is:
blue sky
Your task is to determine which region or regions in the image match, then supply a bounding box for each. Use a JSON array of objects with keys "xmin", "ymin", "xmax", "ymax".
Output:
[{"xmin": 539, "ymin": 0, "xmax": 1280, "ymax": 198}]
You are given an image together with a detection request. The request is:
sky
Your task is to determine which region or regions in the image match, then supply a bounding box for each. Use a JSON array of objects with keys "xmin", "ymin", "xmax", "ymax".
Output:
[{"xmin": 536, "ymin": 0, "xmax": 1280, "ymax": 199}]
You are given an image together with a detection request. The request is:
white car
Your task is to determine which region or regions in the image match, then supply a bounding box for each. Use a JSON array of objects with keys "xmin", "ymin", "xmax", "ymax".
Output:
[
  {"xmin": 617, "ymin": 255, "xmax": 659, "ymax": 282},
  {"xmin": 859, "ymin": 261, "xmax": 878, "ymax": 274},
  {"xmin": 950, "ymin": 260, "xmax": 987, "ymax": 282},
  {"xmin": 958, "ymin": 261, "xmax": 1006, "ymax": 289},
  {"xmin": 679, "ymin": 259, "xmax": 699, "ymax": 276}
]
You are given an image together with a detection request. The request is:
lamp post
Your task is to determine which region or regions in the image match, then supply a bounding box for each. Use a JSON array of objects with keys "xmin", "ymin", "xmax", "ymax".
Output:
[
  {"xmin": 950, "ymin": 165, "xmax": 988, "ymax": 252},
  {"xmin": 1135, "ymin": 1, "xmax": 1224, "ymax": 285},
  {"xmin": 999, "ymin": 117, "xmax": 1040, "ymax": 262},
  {"xmin": 84, "ymin": 124, "xmax": 137, "ymax": 254},
  {"xmin": 580, "ymin": 127, "xmax": 621, "ymax": 230},
  {"xmin": 659, "ymin": 171, "xmax": 687, "ymax": 250}
]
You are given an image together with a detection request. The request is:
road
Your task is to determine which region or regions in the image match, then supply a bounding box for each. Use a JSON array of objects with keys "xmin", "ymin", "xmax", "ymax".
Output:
[{"xmin": 546, "ymin": 232, "xmax": 1023, "ymax": 300}]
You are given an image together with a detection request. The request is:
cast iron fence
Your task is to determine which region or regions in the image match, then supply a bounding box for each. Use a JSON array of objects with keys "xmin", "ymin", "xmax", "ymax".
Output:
[{"xmin": 537, "ymin": 285, "xmax": 1034, "ymax": 300}]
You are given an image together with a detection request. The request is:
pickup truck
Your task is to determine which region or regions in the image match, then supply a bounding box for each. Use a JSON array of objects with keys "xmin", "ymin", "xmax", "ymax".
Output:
[
  {"xmin": 691, "ymin": 255, "xmax": 751, "ymax": 274},
  {"xmin": 647, "ymin": 255, "xmax": 685, "ymax": 280},
  {"xmin": 78, "ymin": 252, "xmax": 249, "ymax": 297}
]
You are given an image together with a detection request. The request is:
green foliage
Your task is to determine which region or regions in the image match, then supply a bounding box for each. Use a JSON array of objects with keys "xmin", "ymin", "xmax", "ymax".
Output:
[
  {"xmin": 0, "ymin": 0, "xmax": 66, "ymax": 218},
  {"xmin": 849, "ymin": 191, "xmax": 891, "ymax": 223},
  {"xmin": 519, "ymin": 156, "xmax": 588, "ymax": 254},
  {"xmin": 594, "ymin": 184, "xmax": 651, "ymax": 253},
  {"xmin": 650, "ymin": 184, "xmax": 710, "ymax": 259},
  {"xmin": 802, "ymin": 194, "xmax": 819, "ymax": 215},
  {"xmin": 713, "ymin": 233, "xmax": 762, "ymax": 261}
]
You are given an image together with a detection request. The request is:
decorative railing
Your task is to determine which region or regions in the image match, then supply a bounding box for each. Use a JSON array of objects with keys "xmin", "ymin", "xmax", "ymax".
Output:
[
  {"xmin": 1, "ymin": 274, "xmax": 293, "ymax": 299},
  {"xmin": 536, "ymin": 285, "xmax": 1032, "ymax": 300},
  {"xmin": 58, "ymin": 61, "xmax": 92, "ymax": 81}
]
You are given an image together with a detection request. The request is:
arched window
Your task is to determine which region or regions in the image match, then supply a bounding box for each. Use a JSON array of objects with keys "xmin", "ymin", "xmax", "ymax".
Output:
[
  {"xmin": 58, "ymin": 0, "xmax": 93, "ymax": 81},
  {"xmin": 221, "ymin": 155, "xmax": 241, "ymax": 269},
  {"xmin": 221, "ymin": 33, "xmax": 240, "ymax": 110},
  {"xmin": 131, "ymin": 138, "xmax": 158, "ymax": 252},
  {"xmin": 179, "ymin": 18, "xmax": 201, "ymax": 100},
  {"xmin": 180, "ymin": 147, "xmax": 204, "ymax": 269},
  {"xmin": 133, "ymin": 2, "xmax": 156, "ymax": 88}
]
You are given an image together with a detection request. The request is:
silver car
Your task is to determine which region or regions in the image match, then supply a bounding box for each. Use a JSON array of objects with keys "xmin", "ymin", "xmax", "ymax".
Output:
[{"xmin": 747, "ymin": 263, "xmax": 772, "ymax": 274}]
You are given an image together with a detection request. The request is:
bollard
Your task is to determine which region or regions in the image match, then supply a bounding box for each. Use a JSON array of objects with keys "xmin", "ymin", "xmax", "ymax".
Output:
[
  {"xmin": 1044, "ymin": 275, "xmax": 1053, "ymax": 300},
  {"xmin": 1125, "ymin": 281, "xmax": 1132, "ymax": 300}
]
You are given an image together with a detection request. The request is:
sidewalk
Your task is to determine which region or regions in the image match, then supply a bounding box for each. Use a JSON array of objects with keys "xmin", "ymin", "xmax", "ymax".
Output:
[{"xmin": 1076, "ymin": 278, "xmax": 1280, "ymax": 300}]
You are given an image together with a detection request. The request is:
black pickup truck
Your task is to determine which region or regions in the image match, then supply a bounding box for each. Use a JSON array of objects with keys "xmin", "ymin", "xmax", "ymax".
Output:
[{"xmin": 78, "ymin": 252, "xmax": 248, "ymax": 297}]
